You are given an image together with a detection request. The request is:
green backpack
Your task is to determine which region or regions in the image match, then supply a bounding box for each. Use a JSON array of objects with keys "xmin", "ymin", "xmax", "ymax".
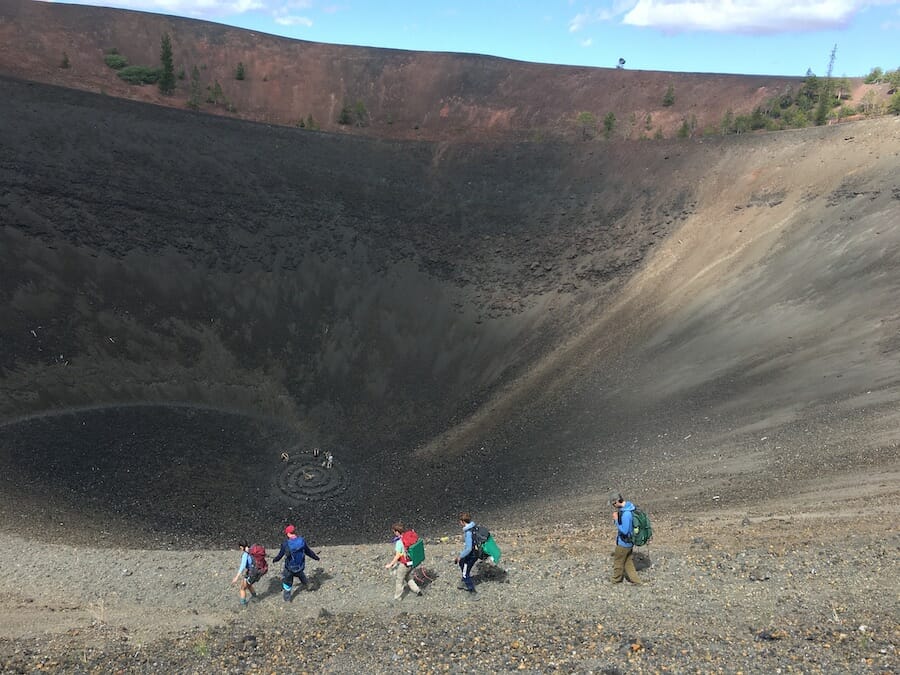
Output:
[
  {"xmin": 401, "ymin": 530, "xmax": 425, "ymax": 569},
  {"xmin": 631, "ymin": 507, "xmax": 653, "ymax": 546},
  {"xmin": 406, "ymin": 538, "xmax": 425, "ymax": 568}
]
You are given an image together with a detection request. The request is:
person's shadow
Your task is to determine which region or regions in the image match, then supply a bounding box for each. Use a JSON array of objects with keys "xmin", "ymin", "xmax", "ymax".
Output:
[
  {"xmin": 306, "ymin": 566, "xmax": 332, "ymax": 591},
  {"xmin": 412, "ymin": 566, "xmax": 439, "ymax": 588},
  {"xmin": 475, "ymin": 560, "xmax": 509, "ymax": 585},
  {"xmin": 259, "ymin": 575, "xmax": 283, "ymax": 599},
  {"xmin": 633, "ymin": 551, "xmax": 653, "ymax": 571},
  {"xmin": 258, "ymin": 567, "xmax": 333, "ymax": 599}
]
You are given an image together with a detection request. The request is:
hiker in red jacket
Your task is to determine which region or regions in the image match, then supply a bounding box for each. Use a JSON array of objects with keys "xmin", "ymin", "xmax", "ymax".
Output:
[{"xmin": 384, "ymin": 522, "xmax": 422, "ymax": 601}]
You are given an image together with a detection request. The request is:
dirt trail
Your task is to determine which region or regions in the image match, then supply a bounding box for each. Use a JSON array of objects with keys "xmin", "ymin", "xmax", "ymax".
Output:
[{"xmin": 1, "ymin": 498, "xmax": 897, "ymax": 672}]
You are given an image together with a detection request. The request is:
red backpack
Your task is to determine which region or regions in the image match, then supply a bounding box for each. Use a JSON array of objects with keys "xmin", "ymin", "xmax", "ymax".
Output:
[
  {"xmin": 400, "ymin": 530, "xmax": 419, "ymax": 549},
  {"xmin": 247, "ymin": 544, "xmax": 268, "ymax": 582},
  {"xmin": 399, "ymin": 530, "xmax": 419, "ymax": 563}
]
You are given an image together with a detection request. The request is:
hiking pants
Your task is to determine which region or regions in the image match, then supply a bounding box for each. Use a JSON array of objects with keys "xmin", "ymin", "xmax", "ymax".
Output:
[
  {"xmin": 459, "ymin": 552, "xmax": 478, "ymax": 591},
  {"xmin": 611, "ymin": 545, "xmax": 641, "ymax": 583},
  {"xmin": 282, "ymin": 567, "xmax": 309, "ymax": 591},
  {"xmin": 393, "ymin": 563, "xmax": 421, "ymax": 600}
]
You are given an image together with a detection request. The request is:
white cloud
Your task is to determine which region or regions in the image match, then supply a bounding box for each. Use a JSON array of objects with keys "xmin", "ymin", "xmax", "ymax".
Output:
[
  {"xmin": 274, "ymin": 14, "xmax": 312, "ymax": 26},
  {"xmin": 581, "ymin": 37, "xmax": 594, "ymax": 46},
  {"xmin": 569, "ymin": 1, "xmax": 638, "ymax": 31},
  {"xmin": 568, "ymin": 1, "xmax": 900, "ymax": 34},
  {"xmin": 621, "ymin": 1, "xmax": 900, "ymax": 34},
  {"xmin": 272, "ymin": 0, "xmax": 313, "ymax": 27}
]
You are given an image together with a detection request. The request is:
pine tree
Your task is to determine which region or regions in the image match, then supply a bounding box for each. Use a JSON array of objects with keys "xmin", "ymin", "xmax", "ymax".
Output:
[
  {"xmin": 662, "ymin": 85, "xmax": 675, "ymax": 107},
  {"xmin": 159, "ymin": 33, "xmax": 176, "ymax": 95},
  {"xmin": 187, "ymin": 66, "xmax": 202, "ymax": 110},
  {"xmin": 603, "ymin": 112, "xmax": 616, "ymax": 139}
]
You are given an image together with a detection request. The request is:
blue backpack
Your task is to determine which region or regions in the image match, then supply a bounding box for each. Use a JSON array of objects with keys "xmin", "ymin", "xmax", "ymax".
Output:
[{"xmin": 286, "ymin": 536, "xmax": 307, "ymax": 572}]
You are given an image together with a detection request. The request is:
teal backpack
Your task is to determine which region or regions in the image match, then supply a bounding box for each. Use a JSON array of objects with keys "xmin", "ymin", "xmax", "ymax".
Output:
[
  {"xmin": 631, "ymin": 507, "xmax": 653, "ymax": 546},
  {"xmin": 406, "ymin": 538, "xmax": 425, "ymax": 568},
  {"xmin": 401, "ymin": 530, "xmax": 425, "ymax": 568}
]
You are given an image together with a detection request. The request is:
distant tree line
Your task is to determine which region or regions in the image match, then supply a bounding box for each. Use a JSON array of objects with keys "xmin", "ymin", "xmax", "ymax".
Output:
[
  {"xmin": 90, "ymin": 36, "xmax": 900, "ymax": 135},
  {"xmin": 718, "ymin": 67, "xmax": 900, "ymax": 134}
]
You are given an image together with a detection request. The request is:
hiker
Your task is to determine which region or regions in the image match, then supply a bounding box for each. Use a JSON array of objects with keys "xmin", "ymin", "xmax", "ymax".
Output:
[
  {"xmin": 231, "ymin": 541, "xmax": 258, "ymax": 606},
  {"xmin": 324, "ymin": 450, "xmax": 334, "ymax": 469},
  {"xmin": 453, "ymin": 512, "xmax": 479, "ymax": 593},
  {"xmin": 272, "ymin": 524, "xmax": 320, "ymax": 601},
  {"xmin": 384, "ymin": 522, "xmax": 423, "ymax": 600},
  {"xmin": 611, "ymin": 493, "xmax": 642, "ymax": 584}
]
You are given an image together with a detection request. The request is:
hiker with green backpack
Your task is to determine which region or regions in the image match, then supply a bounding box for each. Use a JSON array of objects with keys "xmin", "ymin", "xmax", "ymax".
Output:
[
  {"xmin": 384, "ymin": 522, "xmax": 424, "ymax": 601},
  {"xmin": 611, "ymin": 493, "xmax": 651, "ymax": 585},
  {"xmin": 454, "ymin": 511, "xmax": 502, "ymax": 593}
]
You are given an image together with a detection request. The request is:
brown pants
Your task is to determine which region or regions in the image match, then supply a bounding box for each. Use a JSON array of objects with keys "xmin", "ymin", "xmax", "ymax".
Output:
[
  {"xmin": 611, "ymin": 545, "xmax": 641, "ymax": 583},
  {"xmin": 394, "ymin": 564, "xmax": 421, "ymax": 600}
]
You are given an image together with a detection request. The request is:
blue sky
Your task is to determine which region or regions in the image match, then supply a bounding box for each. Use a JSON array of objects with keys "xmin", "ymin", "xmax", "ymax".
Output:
[{"xmin": 50, "ymin": 1, "xmax": 900, "ymax": 77}]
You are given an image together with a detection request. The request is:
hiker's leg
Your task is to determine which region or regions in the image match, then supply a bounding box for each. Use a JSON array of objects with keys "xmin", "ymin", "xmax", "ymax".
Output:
[
  {"xmin": 281, "ymin": 569, "xmax": 294, "ymax": 600},
  {"xmin": 393, "ymin": 564, "xmax": 406, "ymax": 600},
  {"xmin": 405, "ymin": 567, "xmax": 421, "ymax": 594},
  {"xmin": 239, "ymin": 579, "xmax": 249, "ymax": 601},
  {"xmin": 460, "ymin": 555, "xmax": 476, "ymax": 591},
  {"xmin": 611, "ymin": 545, "xmax": 628, "ymax": 582},
  {"xmin": 298, "ymin": 570, "xmax": 309, "ymax": 586},
  {"xmin": 624, "ymin": 548, "xmax": 641, "ymax": 584}
]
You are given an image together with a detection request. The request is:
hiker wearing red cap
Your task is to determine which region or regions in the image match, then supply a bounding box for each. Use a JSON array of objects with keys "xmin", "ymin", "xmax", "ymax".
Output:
[{"xmin": 272, "ymin": 524, "xmax": 320, "ymax": 602}]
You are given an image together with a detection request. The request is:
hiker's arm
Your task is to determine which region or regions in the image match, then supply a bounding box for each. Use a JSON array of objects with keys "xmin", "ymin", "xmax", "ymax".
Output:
[
  {"xmin": 272, "ymin": 542, "xmax": 286, "ymax": 563},
  {"xmin": 232, "ymin": 552, "xmax": 249, "ymax": 583},
  {"xmin": 385, "ymin": 549, "xmax": 402, "ymax": 568},
  {"xmin": 458, "ymin": 530, "xmax": 473, "ymax": 559},
  {"xmin": 304, "ymin": 543, "xmax": 320, "ymax": 561},
  {"xmin": 617, "ymin": 511, "xmax": 632, "ymax": 537}
]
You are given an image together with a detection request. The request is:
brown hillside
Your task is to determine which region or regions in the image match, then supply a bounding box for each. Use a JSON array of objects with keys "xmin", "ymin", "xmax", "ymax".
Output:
[{"xmin": 0, "ymin": 0, "xmax": 874, "ymax": 140}]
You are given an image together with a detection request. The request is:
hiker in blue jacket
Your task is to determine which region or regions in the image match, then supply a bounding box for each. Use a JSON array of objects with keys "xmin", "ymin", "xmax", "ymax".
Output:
[
  {"xmin": 272, "ymin": 524, "xmax": 320, "ymax": 601},
  {"xmin": 454, "ymin": 512, "xmax": 478, "ymax": 593},
  {"xmin": 611, "ymin": 494, "xmax": 642, "ymax": 584},
  {"xmin": 230, "ymin": 541, "xmax": 257, "ymax": 606}
]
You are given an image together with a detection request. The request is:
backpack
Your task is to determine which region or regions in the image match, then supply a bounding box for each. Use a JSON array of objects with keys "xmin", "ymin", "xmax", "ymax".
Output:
[
  {"xmin": 286, "ymin": 536, "xmax": 308, "ymax": 572},
  {"xmin": 471, "ymin": 524, "xmax": 490, "ymax": 553},
  {"xmin": 400, "ymin": 530, "xmax": 425, "ymax": 568},
  {"xmin": 469, "ymin": 524, "xmax": 502, "ymax": 563},
  {"xmin": 246, "ymin": 544, "xmax": 268, "ymax": 583},
  {"xmin": 400, "ymin": 529, "xmax": 419, "ymax": 550},
  {"xmin": 630, "ymin": 507, "xmax": 653, "ymax": 546}
]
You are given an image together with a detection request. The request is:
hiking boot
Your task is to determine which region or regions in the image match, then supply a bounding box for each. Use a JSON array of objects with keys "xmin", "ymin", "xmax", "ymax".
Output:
[{"xmin": 283, "ymin": 589, "xmax": 292, "ymax": 602}]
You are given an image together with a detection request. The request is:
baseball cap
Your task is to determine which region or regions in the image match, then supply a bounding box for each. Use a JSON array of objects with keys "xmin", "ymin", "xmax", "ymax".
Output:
[{"xmin": 284, "ymin": 524, "xmax": 296, "ymax": 535}]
